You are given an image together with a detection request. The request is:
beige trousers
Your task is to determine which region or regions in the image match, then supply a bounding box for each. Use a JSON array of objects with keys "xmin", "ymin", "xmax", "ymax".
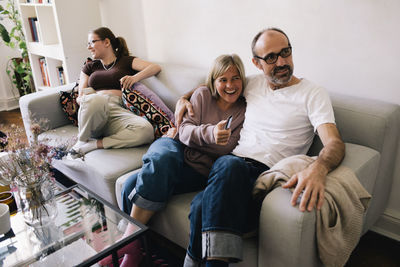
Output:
[{"xmin": 77, "ymin": 91, "xmax": 154, "ymax": 149}]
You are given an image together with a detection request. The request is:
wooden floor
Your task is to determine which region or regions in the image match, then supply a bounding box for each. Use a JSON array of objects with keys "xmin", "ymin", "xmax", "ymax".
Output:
[
  {"xmin": 0, "ymin": 109, "xmax": 25, "ymax": 128},
  {"xmin": 1, "ymin": 108, "xmax": 400, "ymax": 266}
]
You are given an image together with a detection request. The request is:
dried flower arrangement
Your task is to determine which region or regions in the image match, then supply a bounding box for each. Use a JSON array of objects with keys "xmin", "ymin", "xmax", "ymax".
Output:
[
  {"xmin": 0, "ymin": 119, "xmax": 73, "ymax": 226},
  {"xmin": 0, "ymin": 121, "xmax": 53, "ymax": 187}
]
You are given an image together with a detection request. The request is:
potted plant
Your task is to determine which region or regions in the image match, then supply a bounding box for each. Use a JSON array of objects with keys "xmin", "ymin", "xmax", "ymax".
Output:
[{"xmin": 0, "ymin": 0, "xmax": 34, "ymax": 96}]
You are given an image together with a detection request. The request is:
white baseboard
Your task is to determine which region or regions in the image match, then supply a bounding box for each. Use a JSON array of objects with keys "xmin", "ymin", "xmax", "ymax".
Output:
[
  {"xmin": 371, "ymin": 209, "xmax": 400, "ymax": 241},
  {"xmin": 0, "ymin": 96, "xmax": 19, "ymax": 111}
]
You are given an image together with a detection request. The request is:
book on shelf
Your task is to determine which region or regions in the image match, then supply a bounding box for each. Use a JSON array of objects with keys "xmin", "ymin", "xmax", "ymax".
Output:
[
  {"xmin": 28, "ymin": 17, "xmax": 38, "ymax": 42},
  {"xmin": 35, "ymin": 20, "xmax": 42, "ymax": 43},
  {"xmin": 38, "ymin": 57, "xmax": 50, "ymax": 87},
  {"xmin": 57, "ymin": 66, "xmax": 66, "ymax": 85}
]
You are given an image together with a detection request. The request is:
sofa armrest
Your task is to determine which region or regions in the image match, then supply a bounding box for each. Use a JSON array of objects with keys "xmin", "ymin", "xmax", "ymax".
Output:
[
  {"xmin": 258, "ymin": 143, "xmax": 379, "ymax": 267},
  {"xmin": 258, "ymin": 187, "xmax": 319, "ymax": 267},
  {"xmin": 19, "ymin": 83, "xmax": 75, "ymax": 143},
  {"xmin": 340, "ymin": 143, "xmax": 380, "ymax": 194}
]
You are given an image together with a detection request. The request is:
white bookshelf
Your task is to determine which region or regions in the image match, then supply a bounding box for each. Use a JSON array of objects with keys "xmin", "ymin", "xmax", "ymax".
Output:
[{"xmin": 17, "ymin": 0, "xmax": 102, "ymax": 91}]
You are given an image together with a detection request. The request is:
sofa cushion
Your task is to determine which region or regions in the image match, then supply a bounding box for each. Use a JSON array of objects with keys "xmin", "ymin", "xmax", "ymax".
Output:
[
  {"xmin": 122, "ymin": 82, "xmax": 175, "ymax": 138},
  {"xmin": 53, "ymin": 145, "xmax": 149, "ymax": 205},
  {"xmin": 38, "ymin": 123, "xmax": 150, "ymax": 206},
  {"xmin": 59, "ymin": 84, "xmax": 79, "ymax": 126},
  {"xmin": 38, "ymin": 124, "xmax": 78, "ymax": 147}
]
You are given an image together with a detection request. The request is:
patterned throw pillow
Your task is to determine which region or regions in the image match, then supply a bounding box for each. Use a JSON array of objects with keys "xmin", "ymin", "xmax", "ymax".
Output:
[
  {"xmin": 59, "ymin": 83, "xmax": 79, "ymax": 126},
  {"xmin": 122, "ymin": 83, "xmax": 175, "ymax": 138},
  {"xmin": 59, "ymin": 59, "xmax": 93, "ymax": 126}
]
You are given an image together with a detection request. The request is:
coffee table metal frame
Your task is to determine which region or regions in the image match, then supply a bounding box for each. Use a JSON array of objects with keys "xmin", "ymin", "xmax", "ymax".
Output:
[{"xmin": 0, "ymin": 183, "xmax": 149, "ymax": 267}]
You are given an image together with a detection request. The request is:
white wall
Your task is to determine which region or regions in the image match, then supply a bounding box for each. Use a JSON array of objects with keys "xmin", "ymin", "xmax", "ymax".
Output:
[
  {"xmin": 103, "ymin": 0, "xmax": 400, "ymax": 239},
  {"xmin": 102, "ymin": 0, "xmax": 400, "ymax": 104},
  {"xmin": 99, "ymin": 0, "xmax": 148, "ymax": 59}
]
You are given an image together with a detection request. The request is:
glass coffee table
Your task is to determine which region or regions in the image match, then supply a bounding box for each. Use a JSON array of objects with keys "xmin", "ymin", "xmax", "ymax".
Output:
[{"xmin": 0, "ymin": 184, "xmax": 148, "ymax": 267}]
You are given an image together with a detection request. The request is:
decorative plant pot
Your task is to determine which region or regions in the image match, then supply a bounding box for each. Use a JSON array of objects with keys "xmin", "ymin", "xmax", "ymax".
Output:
[{"xmin": 14, "ymin": 178, "xmax": 57, "ymax": 227}]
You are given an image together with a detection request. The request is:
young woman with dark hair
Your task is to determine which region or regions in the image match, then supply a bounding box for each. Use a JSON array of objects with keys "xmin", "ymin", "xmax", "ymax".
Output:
[{"xmin": 69, "ymin": 27, "xmax": 161, "ymax": 157}]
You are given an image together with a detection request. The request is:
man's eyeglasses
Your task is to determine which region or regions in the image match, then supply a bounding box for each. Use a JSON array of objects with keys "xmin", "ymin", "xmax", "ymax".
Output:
[
  {"xmin": 87, "ymin": 39, "xmax": 103, "ymax": 47},
  {"xmin": 254, "ymin": 46, "xmax": 292, "ymax": 64}
]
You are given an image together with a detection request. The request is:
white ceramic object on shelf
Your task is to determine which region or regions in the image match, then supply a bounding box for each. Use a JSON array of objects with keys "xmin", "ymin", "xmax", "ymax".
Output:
[{"xmin": 0, "ymin": 203, "xmax": 11, "ymax": 234}]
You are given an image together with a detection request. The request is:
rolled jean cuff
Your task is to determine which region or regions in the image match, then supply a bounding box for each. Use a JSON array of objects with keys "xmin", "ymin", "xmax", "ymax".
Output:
[
  {"xmin": 183, "ymin": 253, "xmax": 203, "ymax": 267},
  {"xmin": 202, "ymin": 231, "xmax": 242, "ymax": 262},
  {"xmin": 128, "ymin": 188, "xmax": 165, "ymax": 211}
]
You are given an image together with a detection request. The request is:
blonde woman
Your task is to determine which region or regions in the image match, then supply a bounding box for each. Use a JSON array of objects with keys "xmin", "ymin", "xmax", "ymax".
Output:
[{"xmin": 113, "ymin": 54, "xmax": 247, "ymax": 267}]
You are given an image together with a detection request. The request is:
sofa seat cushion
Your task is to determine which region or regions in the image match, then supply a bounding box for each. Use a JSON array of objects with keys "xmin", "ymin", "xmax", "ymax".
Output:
[
  {"xmin": 38, "ymin": 124, "xmax": 78, "ymax": 147},
  {"xmin": 150, "ymin": 192, "xmax": 196, "ymax": 248},
  {"xmin": 38, "ymin": 123, "xmax": 149, "ymax": 206},
  {"xmin": 53, "ymin": 144, "xmax": 149, "ymax": 205}
]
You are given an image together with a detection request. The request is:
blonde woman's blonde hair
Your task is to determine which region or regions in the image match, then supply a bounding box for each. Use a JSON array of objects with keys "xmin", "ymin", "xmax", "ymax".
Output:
[{"xmin": 206, "ymin": 54, "xmax": 246, "ymax": 98}]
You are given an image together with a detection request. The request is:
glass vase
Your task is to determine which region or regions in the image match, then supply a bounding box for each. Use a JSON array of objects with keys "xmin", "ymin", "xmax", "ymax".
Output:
[{"xmin": 15, "ymin": 178, "xmax": 57, "ymax": 227}]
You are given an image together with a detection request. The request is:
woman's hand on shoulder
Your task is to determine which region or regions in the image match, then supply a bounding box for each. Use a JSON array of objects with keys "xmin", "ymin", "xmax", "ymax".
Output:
[
  {"xmin": 162, "ymin": 127, "xmax": 177, "ymax": 138},
  {"xmin": 213, "ymin": 120, "xmax": 231, "ymax": 145}
]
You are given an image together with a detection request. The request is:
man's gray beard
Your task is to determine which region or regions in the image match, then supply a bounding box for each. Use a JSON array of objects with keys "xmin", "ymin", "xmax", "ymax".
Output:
[{"xmin": 269, "ymin": 67, "xmax": 293, "ymax": 86}]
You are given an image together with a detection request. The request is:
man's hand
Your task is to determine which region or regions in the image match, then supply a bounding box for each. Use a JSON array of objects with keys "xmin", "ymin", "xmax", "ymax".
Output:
[
  {"xmin": 175, "ymin": 98, "xmax": 194, "ymax": 127},
  {"xmin": 213, "ymin": 120, "xmax": 231, "ymax": 145},
  {"xmin": 284, "ymin": 123, "xmax": 344, "ymax": 212},
  {"xmin": 282, "ymin": 163, "xmax": 328, "ymax": 212}
]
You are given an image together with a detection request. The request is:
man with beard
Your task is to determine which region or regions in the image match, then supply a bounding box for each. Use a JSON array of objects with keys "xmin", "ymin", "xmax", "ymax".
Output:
[
  {"xmin": 177, "ymin": 28, "xmax": 345, "ymax": 267},
  {"xmin": 232, "ymin": 27, "xmax": 345, "ymax": 212}
]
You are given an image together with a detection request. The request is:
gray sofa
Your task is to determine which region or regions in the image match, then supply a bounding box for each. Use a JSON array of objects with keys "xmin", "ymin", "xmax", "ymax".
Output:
[{"xmin": 20, "ymin": 63, "xmax": 400, "ymax": 266}]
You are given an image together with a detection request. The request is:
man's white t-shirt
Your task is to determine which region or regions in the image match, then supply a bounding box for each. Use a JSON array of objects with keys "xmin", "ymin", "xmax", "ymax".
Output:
[{"xmin": 232, "ymin": 74, "xmax": 335, "ymax": 168}]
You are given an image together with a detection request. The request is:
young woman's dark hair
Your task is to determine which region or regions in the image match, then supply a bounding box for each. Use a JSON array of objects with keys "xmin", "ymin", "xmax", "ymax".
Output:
[{"xmin": 92, "ymin": 27, "xmax": 129, "ymax": 58}]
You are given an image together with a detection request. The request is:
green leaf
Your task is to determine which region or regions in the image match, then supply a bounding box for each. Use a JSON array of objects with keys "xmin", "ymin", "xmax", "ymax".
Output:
[
  {"xmin": 10, "ymin": 27, "xmax": 16, "ymax": 36},
  {"xmin": 0, "ymin": 23, "xmax": 11, "ymax": 43},
  {"xmin": 15, "ymin": 65, "xmax": 25, "ymax": 74},
  {"xmin": 19, "ymin": 41, "xmax": 26, "ymax": 49},
  {"xmin": 11, "ymin": 59, "xmax": 18, "ymax": 67}
]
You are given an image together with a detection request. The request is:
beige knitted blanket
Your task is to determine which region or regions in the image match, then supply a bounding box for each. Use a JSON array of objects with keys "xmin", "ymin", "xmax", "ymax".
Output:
[{"xmin": 253, "ymin": 155, "xmax": 371, "ymax": 267}]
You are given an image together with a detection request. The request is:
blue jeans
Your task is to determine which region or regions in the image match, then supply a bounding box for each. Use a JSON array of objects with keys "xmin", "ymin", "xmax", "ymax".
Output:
[
  {"xmin": 185, "ymin": 155, "xmax": 269, "ymax": 265},
  {"xmin": 121, "ymin": 137, "xmax": 207, "ymax": 215}
]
